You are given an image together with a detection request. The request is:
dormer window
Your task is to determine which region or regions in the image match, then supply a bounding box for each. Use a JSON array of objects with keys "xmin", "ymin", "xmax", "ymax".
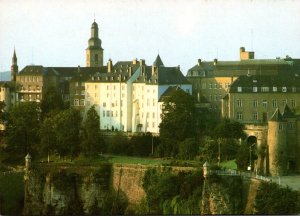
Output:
[
  {"xmin": 253, "ymin": 86, "xmax": 257, "ymax": 92},
  {"xmin": 261, "ymin": 87, "xmax": 269, "ymax": 92},
  {"xmin": 282, "ymin": 87, "xmax": 287, "ymax": 92},
  {"xmin": 273, "ymin": 87, "xmax": 277, "ymax": 92},
  {"xmin": 237, "ymin": 87, "xmax": 242, "ymax": 92}
]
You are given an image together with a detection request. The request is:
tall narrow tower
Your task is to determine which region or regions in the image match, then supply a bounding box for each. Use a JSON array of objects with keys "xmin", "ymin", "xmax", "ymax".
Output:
[
  {"xmin": 86, "ymin": 20, "xmax": 104, "ymax": 67},
  {"xmin": 11, "ymin": 49, "xmax": 18, "ymax": 81}
]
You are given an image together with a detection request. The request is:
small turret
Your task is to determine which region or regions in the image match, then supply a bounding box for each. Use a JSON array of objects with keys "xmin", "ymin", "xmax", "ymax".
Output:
[
  {"xmin": 25, "ymin": 153, "xmax": 32, "ymax": 171},
  {"xmin": 203, "ymin": 161, "xmax": 210, "ymax": 178}
]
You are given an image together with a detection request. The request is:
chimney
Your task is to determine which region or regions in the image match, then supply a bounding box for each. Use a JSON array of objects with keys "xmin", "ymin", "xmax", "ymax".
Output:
[
  {"xmin": 133, "ymin": 58, "xmax": 137, "ymax": 65},
  {"xmin": 107, "ymin": 59, "xmax": 113, "ymax": 72},
  {"xmin": 214, "ymin": 59, "xmax": 218, "ymax": 65},
  {"xmin": 139, "ymin": 59, "xmax": 145, "ymax": 66},
  {"xmin": 128, "ymin": 66, "xmax": 132, "ymax": 77},
  {"xmin": 197, "ymin": 59, "xmax": 202, "ymax": 66}
]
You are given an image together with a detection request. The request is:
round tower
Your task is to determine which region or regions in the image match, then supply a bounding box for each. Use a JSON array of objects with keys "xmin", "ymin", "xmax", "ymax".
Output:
[
  {"xmin": 86, "ymin": 20, "xmax": 104, "ymax": 67},
  {"xmin": 268, "ymin": 108, "xmax": 287, "ymax": 176},
  {"xmin": 11, "ymin": 49, "xmax": 18, "ymax": 81}
]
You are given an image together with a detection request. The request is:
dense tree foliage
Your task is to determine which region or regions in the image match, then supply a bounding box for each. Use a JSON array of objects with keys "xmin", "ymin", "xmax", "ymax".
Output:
[
  {"xmin": 255, "ymin": 181, "xmax": 300, "ymax": 214},
  {"xmin": 5, "ymin": 102, "xmax": 41, "ymax": 156},
  {"xmin": 159, "ymin": 89, "xmax": 196, "ymax": 157},
  {"xmin": 52, "ymin": 109, "xmax": 82, "ymax": 158},
  {"xmin": 81, "ymin": 106, "xmax": 105, "ymax": 156},
  {"xmin": 141, "ymin": 168, "xmax": 203, "ymax": 214},
  {"xmin": 40, "ymin": 86, "xmax": 64, "ymax": 118}
]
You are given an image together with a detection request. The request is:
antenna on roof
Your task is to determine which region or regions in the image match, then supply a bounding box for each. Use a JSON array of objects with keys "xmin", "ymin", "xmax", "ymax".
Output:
[
  {"xmin": 251, "ymin": 28, "xmax": 253, "ymax": 51},
  {"xmin": 31, "ymin": 47, "xmax": 34, "ymax": 65}
]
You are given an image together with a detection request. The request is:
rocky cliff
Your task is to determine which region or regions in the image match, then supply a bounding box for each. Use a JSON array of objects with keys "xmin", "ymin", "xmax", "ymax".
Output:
[{"xmin": 23, "ymin": 164, "xmax": 261, "ymax": 215}]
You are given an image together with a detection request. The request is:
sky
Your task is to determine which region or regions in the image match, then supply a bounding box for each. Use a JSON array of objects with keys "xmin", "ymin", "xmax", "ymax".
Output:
[{"xmin": 0, "ymin": 0, "xmax": 300, "ymax": 74}]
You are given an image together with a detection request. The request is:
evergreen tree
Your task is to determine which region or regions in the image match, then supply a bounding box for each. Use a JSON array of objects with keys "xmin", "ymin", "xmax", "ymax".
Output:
[{"xmin": 81, "ymin": 106, "xmax": 105, "ymax": 156}]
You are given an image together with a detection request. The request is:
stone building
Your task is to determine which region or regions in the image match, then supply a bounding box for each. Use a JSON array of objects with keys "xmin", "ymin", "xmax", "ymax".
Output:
[
  {"xmin": 222, "ymin": 74, "xmax": 300, "ymax": 176},
  {"xmin": 85, "ymin": 55, "xmax": 192, "ymax": 133},
  {"xmin": 186, "ymin": 47, "xmax": 299, "ymax": 116}
]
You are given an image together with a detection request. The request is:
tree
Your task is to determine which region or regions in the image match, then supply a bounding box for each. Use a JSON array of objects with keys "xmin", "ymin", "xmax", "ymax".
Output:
[
  {"xmin": 40, "ymin": 86, "xmax": 64, "ymax": 118},
  {"xmin": 159, "ymin": 88, "xmax": 196, "ymax": 157},
  {"xmin": 130, "ymin": 132, "xmax": 156, "ymax": 157},
  {"xmin": 5, "ymin": 102, "xmax": 41, "ymax": 156},
  {"xmin": 178, "ymin": 138, "xmax": 198, "ymax": 160},
  {"xmin": 81, "ymin": 106, "xmax": 105, "ymax": 156},
  {"xmin": 39, "ymin": 114, "xmax": 57, "ymax": 162},
  {"xmin": 52, "ymin": 109, "xmax": 82, "ymax": 159}
]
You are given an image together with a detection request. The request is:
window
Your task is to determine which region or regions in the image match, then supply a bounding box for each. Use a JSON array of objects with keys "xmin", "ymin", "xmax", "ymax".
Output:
[
  {"xmin": 237, "ymin": 99, "xmax": 242, "ymax": 107},
  {"xmin": 75, "ymin": 82, "xmax": 79, "ymax": 87},
  {"xmin": 152, "ymin": 112, "xmax": 155, "ymax": 118},
  {"xmin": 81, "ymin": 82, "xmax": 85, "ymax": 87},
  {"xmin": 81, "ymin": 90, "xmax": 85, "ymax": 95},
  {"xmin": 262, "ymin": 100, "xmax": 267, "ymax": 108},
  {"xmin": 214, "ymin": 83, "xmax": 218, "ymax": 89},
  {"xmin": 103, "ymin": 102, "xmax": 106, "ymax": 107},
  {"xmin": 106, "ymin": 111, "xmax": 110, "ymax": 117},
  {"xmin": 237, "ymin": 86, "xmax": 242, "ymax": 92},
  {"xmin": 111, "ymin": 111, "xmax": 113, "ymax": 117},
  {"xmin": 209, "ymin": 95, "xmax": 213, "ymax": 101},
  {"xmin": 80, "ymin": 99, "xmax": 85, "ymax": 106},
  {"xmin": 261, "ymin": 87, "xmax": 269, "ymax": 92},
  {"xmin": 107, "ymin": 86, "xmax": 109, "ymax": 90},
  {"xmin": 272, "ymin": 99, "xmax": 277, "ymax": 108},
  {"xmin": 282, "ymin": 87, "xmax": 287, "ymax": 92},
  {"xmin": 291, "ymin": 99, "xmax": 296, "ymax": 107},
  {"xmin": 122, "ymin": 93, "xmax": 125, "ymax": 98},
  {"xmin": 74, "ymin": 99, "xmax": 79, "ymax": 106},
  {"xmin": 253, "ymin": 112, "xmax": 258, "ymax": 120},
  {"xmin": 153, "ymin": 99, "xmax": 155, "ymax": 106},
  {"xmin": 237, "ymin": 112, "xmax": 243, "ymax": 120},
  {"xmin": 253, "ymin": 100, "xmax": 258, "ymax": 108},
  {"xmin": 103, "ymin": 111, "xmax": 105, "ymax": 117},
  {"xmin": 253, "ymin": 86, "xmax": 257, "ymax": 92},
  {"xmin": 94, "ymin": 85, "xmax": 97, "ymax": 89},
  {"xmin": 215, "ymin": 95, "xmax": 218, "ymax": 101},
  {"xmin": 115, "ymin": 111, "xmax": 118, "ymax": 117},
  {"xmin": 209, "ymin": 83, "xmax": 212, "ymax": 89},
  {"xmin": 152, "ymin": 122, "xmax": 155, "ymax": 128},
  {"xmin": 112, "ymin": 103, "xmax": 114, "ymax": 107},
  {"xmin": 273, "ymin": 87, "xmax": 277, "ymax": 92},
  {"xmin": 219, "ymin": 83, "xmax": 222, "ymax": 89},
  {"xmin": 75, "ymin": 90, "xmax": 78, "ymax": 95},
  {"xmin": 282, "ymin": 99, "xmax": 287, "ymax": 106}
]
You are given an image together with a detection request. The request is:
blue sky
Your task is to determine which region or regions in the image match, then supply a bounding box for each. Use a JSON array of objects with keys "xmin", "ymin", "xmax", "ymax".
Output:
[{"xmin": 0, "ymin": 0, "xmax": 300, "ymax": 74}]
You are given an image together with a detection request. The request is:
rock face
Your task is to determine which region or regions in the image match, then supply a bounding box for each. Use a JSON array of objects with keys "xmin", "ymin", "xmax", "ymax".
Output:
[
  {"xmin": 23, "ymin": 164, "xmax": 260, "ymax": 215},
  {"xmin": 201, "ymin": 175, "xmax": 244, "ymax": 214}
]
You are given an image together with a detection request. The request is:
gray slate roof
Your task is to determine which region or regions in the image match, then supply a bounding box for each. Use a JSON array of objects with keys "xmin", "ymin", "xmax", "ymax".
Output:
[{"xmin": 229, "ymin": 74, "xmax": 300, "ymax": 93}]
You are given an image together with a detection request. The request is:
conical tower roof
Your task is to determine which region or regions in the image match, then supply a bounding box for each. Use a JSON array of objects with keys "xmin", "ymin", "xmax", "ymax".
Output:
[
  {"xmin": 282, "ymin": 104, "xmax": 295, "ymax": 118},
  {"xmin": 153, "ymin": 54, "xmax": 164, "ymax": 67},
  {"xmin": 269, "ymin": 108, "xmax": 285, "ymax": 122}
]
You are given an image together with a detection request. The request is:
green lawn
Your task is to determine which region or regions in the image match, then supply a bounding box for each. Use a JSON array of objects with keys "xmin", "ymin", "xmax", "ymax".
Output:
[
  {"xmin": 38, "ymin": 154, "xmax": 201, "ymax": 167},
  {"xmin": 220, "ymin": 159, "xmax": 237, "ymax": 169}
]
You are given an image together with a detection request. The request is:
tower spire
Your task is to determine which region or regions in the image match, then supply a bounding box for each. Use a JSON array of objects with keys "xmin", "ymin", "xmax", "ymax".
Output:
[{"xmin": 11, "ymin": 49, "xmax": 18, "ymax": 81}]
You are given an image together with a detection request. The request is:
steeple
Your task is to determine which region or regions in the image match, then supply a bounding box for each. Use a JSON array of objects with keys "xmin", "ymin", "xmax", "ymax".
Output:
[
  {"xmin": 153, "ymin": 54, "xmax": 164, "ymax": 67},
  {"xmin": 11, "ymin": 49, "xmax": 18, "ymax": 81},
  {"xmin": 86, "ymin": 20, "xmax": 104, "ymax": 67}
]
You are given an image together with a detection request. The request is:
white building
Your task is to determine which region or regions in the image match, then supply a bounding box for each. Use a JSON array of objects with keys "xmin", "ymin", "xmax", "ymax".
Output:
[{"xmin": 85, "ymin": 55, "xmax": 192, "ymax": 134}]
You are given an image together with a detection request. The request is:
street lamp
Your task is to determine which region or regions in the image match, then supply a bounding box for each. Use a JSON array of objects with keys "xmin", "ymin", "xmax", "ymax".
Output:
[{"xmin": 248, "ymin": 143, "xmax": 256, "ymax": 171}]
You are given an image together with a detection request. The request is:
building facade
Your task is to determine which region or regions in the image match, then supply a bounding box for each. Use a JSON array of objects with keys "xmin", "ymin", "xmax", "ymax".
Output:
[
  {"xmin": 85, "ymin": 56, "xmax": 192, "ymax": 133},
  {"xmin": 186, "ymin": 47, "xmax": 299, "ymax": 116}
]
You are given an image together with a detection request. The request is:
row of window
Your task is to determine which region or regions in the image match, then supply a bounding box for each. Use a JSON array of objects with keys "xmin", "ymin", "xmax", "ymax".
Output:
[
  {"xmin": 236, "ymin": 99, "xmax": 296, "ymax": 108},
  {"xmin": 103, "ymin": 101, "xmax": 123, "ymax": 107},
  {"xmin": 21, "ymin": 85, "xmax": 41, "ymax": 91},
  {"xmin": 103, "ymin": 110, "xmax": 122, "ymax": 118},
  {"xmin": 74, "ymin": 99, "xmax": 85, "ymax": 106},
  {"xmin": 207, "ymin": 82, "xmax": 230, "ymax": 90},
  {"xmin": 209, "ymin": 94, "xmax": 223, "ymax": 101},
  {"xmin": 237, "ymin": 86, "xmax": 297, "ymax": 93},
  {"xmin": 19, "ymin": 76, "xmax": 40, "ymax": 82}
]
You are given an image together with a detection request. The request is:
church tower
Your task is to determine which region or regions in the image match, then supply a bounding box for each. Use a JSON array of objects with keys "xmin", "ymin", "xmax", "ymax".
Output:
[
  {"xmin": 86, "ymin": 20, "xmax": 104, "ymax": 67},
  {"xmin": 11, "ymin": 49, "xmax": 18, "ymax": 81}
]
